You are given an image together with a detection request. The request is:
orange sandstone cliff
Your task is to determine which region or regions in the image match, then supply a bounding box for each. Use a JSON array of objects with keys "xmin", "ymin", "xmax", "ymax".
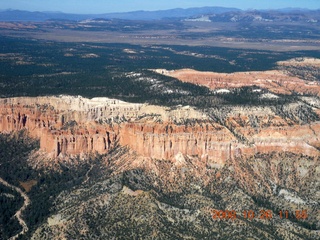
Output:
[
  {"xmin": 1, "ymin": 95, "xmax": 320, "ymax": 163},
  {"xmin": 153, "ymin": 68, "xmax": 320, "ymax": 96}
]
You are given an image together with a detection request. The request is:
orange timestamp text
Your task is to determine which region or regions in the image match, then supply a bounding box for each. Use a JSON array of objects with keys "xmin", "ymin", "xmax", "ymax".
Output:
[{"xmin": 211, "ymin": 209, "xmax": 308, "ymax": 220}]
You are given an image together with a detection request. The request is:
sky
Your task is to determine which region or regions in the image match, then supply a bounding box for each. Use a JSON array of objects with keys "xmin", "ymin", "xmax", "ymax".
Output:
[{"xmin": 0, "ymin": 0, "xmax": 319, "ymax": 14}]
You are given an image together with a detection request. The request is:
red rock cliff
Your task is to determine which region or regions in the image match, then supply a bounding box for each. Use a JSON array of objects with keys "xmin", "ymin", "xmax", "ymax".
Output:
[{"xmin": 1, "ymin": 96, "xmax": 320, "ymax": 163}]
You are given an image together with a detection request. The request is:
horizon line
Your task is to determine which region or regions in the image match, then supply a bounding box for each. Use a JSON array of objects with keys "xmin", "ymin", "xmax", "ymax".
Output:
[{"xmin": 1, "ymin": 6, "xmax": 319, "ymax": 15}]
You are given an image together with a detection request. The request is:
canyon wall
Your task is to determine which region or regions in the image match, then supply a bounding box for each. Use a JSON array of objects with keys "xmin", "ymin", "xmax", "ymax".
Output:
[
  {"xmin": 154, "ymin": 68, "xmax": 320, "ymax": 96},
  {"xmin": 1, "ymin": 96, "xmax": 320, "ymax": 163}
]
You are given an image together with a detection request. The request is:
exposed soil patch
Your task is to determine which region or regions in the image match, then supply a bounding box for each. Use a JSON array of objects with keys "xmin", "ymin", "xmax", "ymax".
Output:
[{"xmin": 19, "ymin": 180, "xmax": 37, "ymax": 193}]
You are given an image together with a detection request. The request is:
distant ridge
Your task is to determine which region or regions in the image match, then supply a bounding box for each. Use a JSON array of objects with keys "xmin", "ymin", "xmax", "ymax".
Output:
[
  {"xmin": 0, "ymin": 7, "xmax": 240, "ymax": 21},
  {"xmin": 0, "ymin": 9, "xmax": 93, "ymax": 21},
  {"xmin": 104, "ymin": 7, "xmax": 241, "ymax": 20},
  {"xmin": 0, "ymin": 7, "xmax": 319, "ymax": 22}
]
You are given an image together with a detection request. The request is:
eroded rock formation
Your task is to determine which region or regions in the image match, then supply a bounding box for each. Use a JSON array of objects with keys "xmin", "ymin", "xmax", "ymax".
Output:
[
  {"xmin": 154, "ymin": 67, "xmax": 320, "ymax": 96},
  {"xmin": 1, "ymin": 95, "xmax": 320, "ymax": 163}
]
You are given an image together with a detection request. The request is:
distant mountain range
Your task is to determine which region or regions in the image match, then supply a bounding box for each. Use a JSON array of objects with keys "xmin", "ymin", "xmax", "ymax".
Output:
[
  {"xmin": 0, "ymin": 7, "xmax": 239, "ymax": 21},
  {"xmin": 198, "ymin": 9, "xmax": 320, "ymax": 23},
  {"xmin": 0, "ymin": 7, "xmax": 319, "ymax": 22}
]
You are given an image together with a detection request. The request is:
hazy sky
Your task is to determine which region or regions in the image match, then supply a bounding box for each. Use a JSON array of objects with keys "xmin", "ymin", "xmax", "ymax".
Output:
[{"xmin": 1, "ymin": 0, "xmax": 319, "ymax": 14}]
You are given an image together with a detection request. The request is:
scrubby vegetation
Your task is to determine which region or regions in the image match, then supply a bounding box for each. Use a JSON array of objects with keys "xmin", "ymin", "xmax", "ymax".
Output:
[
  {"xmin": 1, "ymin": 37, "xmax": 319, "ymax": 109},
  {"xmin": 1, "ymin": 29, "xmax": 320, "ymax": 239},
  {"xmin": 0, "ymin": 132, "xmax": 319, "ymax": 239},
  {"xmin": 0, "ymin": 131, "xmax": 103, "ymax": 239}
]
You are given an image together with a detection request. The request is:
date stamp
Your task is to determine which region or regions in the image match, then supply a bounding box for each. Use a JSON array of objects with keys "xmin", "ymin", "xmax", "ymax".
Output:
[{"xmin": 211, "ymin": 209, "xmax": 308, "ymax": 220}]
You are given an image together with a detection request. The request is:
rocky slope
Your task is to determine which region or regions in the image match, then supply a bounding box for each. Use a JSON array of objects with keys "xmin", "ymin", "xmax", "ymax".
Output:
[
  {"xmin": 28, "ymin": 146, "xmax": 319, "ymax": 240},
  {"xmin": 1, "ymin": 94, "xmax": 320, "ymax": 165},
  {"xmin": 1, "ymin": 119, "xmax": 318, "ymax": 239},
  {"xmin": 1, "ymin": 62, "xmax": 320, "ymax": 239},
  {"xmin": 154, "ymin": 68, "xmax": 320, "ymax": 97}
]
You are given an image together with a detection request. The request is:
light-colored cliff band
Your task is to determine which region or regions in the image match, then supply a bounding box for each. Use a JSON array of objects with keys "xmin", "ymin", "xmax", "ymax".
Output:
[{"xmin": 1, "ymin": 95, "xmax": 320, "ymax": 163}]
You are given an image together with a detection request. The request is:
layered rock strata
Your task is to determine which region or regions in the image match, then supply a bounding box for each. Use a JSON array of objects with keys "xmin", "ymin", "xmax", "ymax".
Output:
[
  {"xmin": 1, "ymin": 96, "xmax": 320, "ymax": 163},
  {"xmin": 154, "ymin": 68, "xmax": 320, "ymax": 96}
]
